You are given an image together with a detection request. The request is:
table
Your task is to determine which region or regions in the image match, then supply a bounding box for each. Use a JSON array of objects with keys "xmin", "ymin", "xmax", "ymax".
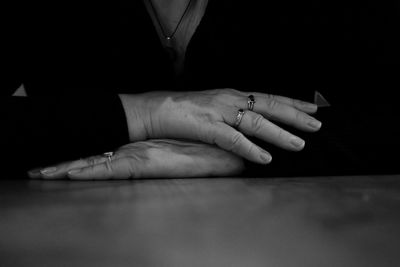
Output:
[{"xmin": 1, "ymin": 175, "xmax": 400, "ymax": 267}]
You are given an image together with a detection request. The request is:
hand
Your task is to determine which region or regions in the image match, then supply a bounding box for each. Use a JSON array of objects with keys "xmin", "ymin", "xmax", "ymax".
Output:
[
  {"xmin": 120, "ymin": 89, "xmax": 321, "ymax": 164},
  {"xmin": 28, "ymin": 139, "xmax": 245, "ymax": 180}
]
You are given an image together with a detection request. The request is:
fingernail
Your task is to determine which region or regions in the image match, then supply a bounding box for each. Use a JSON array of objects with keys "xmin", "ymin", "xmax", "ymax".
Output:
[
  {"xmin": 28, "ymin": 168, "xmax": 41, "ymax": 175},
  {"xmin": 308, "ymin": 119, "xmax": 322, "ymax": 129},
  {"xmin": 28, "ymin": 168, "xmax": 42, "ymax": 179},
  {"xmin": 40, "ymin": 167, "xmax": 57, "ymax": 174},
  {"xmin": 260, "ymin": 152, "xmax": 272, "ymax": 164},
  {"xmin": 302, "ymin": 102, "xmax": 318, "ymax": 111},
  {"xmin": 291, "ymin": 138, "xmax": 305, "ymax": 149},
  {"xmin": 68, "ymin": 169, "xmax": 81, "ymax": 175}
]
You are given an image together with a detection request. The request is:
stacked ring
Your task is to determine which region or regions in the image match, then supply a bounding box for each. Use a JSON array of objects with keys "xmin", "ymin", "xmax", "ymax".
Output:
[
  {"xmin": 234, "ymin": 109, "xmax": 245, "ymax": 128},
  {"xmin": 103, "ymin": 151, "xmax": 114, "ymax": 163},
  {"xmin": 247, "ymin": 95, "xmax": 255, "ymax": 111}
]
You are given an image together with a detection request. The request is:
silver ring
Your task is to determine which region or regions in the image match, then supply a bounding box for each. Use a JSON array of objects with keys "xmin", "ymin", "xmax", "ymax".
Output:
[
  {"xmin": 234, "ymin": 109, "xmax": 245, "ymax": 128},
  {"xmin": 247, "ymin": 95, "xmax": 255, "ymax": 111},
  {"xmin": 103, "ymin": 151, "xmax": 114, "ymax": 162}
]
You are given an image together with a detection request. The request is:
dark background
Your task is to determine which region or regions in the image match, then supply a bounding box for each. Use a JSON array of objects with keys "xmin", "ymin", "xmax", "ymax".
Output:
[{"xmin": 1, "ymin": 0, "xmax": 399, "ymax": 177}]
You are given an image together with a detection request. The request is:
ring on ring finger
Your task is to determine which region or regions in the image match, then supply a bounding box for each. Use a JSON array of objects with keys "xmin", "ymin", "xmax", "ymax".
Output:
[{"xmin": 234, "ymin": 109, "xmax": 245, "ymax": 128}]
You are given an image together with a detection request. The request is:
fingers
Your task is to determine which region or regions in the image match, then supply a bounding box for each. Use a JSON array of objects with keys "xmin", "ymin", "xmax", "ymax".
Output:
[
  {"xmin": 223, "ymin": 89, "xmax": 318, "ymax": 114},
  {"xmin": 251, "ymin": 93, "xmax": 318, "ymax": 114},
  {"xmin": 67, "ymin": 159, "xmax": 131, "ymax": 180},
  {"xmin": 28, "ymin": 155, "xmax": 110, "ymax": 180},
  {"xmin": 28, "ymin": 168, "xmax": 43, "ymax": 179},
  {"xmin": 237, "ymin": 110, "xmax": 306, "ymax": 151},
  {"xmin": 251, "ymin": 94, "xmax": 322, "ymax": 132},
  {"xmin": 228, "ymin": 92, "xmax": 321, "ymax": 132},
  {"xmin": 221, "ymin": 102, "xmax": 311, "ymax": 152},
  {"xmin": 212, "ymin": 123, "xmax": 272, "ymax": 164},
  {"xmin": 212, "ymin": 90, "xmax": 321, "ymax": 162}
]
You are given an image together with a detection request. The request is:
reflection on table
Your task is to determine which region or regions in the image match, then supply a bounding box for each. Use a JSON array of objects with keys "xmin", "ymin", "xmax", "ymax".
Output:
[{"xmin": 1, "ymin": 175, "xmax": 400, "ymax": 267}]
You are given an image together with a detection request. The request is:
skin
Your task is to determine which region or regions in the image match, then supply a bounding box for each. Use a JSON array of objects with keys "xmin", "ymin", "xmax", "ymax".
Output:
[
  {"xmin": 143, "ymin": 0, "xmax": 208, "ymax": 74},
  {"xmin": 30, "ymin": 90, "xmax": 321, "ymax": 180},
  {"xmin": 146, "ymin": 0, "xmax": 195, "ymax": 31},
  {"xmin": 29, "ymin": 139, "xmax": 245, "ymax": 180},
  {"xmin": 119, "ymin": 89, "xmax": 321, "ymax": 164},
  {"xmin": 29, "ymin": 1, "xmax": 322, "ymax": 180}
]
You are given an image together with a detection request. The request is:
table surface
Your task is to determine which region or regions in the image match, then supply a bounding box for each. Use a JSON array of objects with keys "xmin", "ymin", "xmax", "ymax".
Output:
[{"xmin": 1, "ymin": 175, "xmax": 400, "ymax": 267}]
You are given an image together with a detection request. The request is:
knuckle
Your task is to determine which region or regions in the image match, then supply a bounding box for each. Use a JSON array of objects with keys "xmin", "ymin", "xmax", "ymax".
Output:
[
  {"xmin": 86, "ymin": 156, "xmax": 97, "ymax": 166},
  {"xmin": 231, "ymin": 88, "xmax": 242, "ymax": 95},
  {"xmin": 211, "ymin": 94, "xmax": 224, "ymax": 106},
  {"xmin": 215, "ymin": 88, "xmax": 238, "ymax": 99},
  {"xmin": 246, "ymin": 144, "xmax": 257, "ymax": 157},
  {"xmin": 265, "ymin": 94, "xmax": 274, "ymax": 100},
  {"xmin": 219, "ymin": 88, "xmax": 241, "ymax": 96},
  {"xmin": 223, "ymin": 88, "xmax": 237, "ymax": 93},
  {"xmin": 229, "ymin": 132, "xmax": 245, "ymax": 150},
  {"xmin": 210, "ymin": 88, "xmax": 226, "ymax": 95},
  {"xmin": 291, "ymin": 98, "xmax": 296, "ymax": 107},
  {"xmin": 295, "ymin": 110, "xmax": 303, "ymax": 124},
  {"xmin": 266, "ymin": 97, "xmax": 280, "ymax": 111},
  {"xmin": 277, "ymin": 128, "xmax": 285, "ymax": 140},
  {"xmin": 251, "ymin": 114, "xmax": 264, "ymax": 133}
]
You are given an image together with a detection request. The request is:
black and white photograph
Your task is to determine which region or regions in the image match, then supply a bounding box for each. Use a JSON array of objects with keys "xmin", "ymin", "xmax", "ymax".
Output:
[{"xmin": 1, "ymin": 0, "xmax": 400, "ymax": 266}]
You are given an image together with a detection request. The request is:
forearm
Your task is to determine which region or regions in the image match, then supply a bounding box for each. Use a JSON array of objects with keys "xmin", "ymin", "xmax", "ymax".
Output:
[{"xmin": 119, "ymin": 94, "xmax": 149, "ymax": 142}]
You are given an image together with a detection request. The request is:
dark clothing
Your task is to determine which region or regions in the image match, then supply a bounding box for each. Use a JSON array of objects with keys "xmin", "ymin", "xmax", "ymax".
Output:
[{"xmin": 2, "ymin": 0, "xmax": 400, "ymax": 177}]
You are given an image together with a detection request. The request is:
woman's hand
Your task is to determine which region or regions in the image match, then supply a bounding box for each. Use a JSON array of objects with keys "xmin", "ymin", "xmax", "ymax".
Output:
[
  {"xmin": 120, "ymin": 89, "xmax": 321, "ymax": 164},
  {"xmin": 28, "ymin": 139, "xmax": 245, "ymax": 180}
]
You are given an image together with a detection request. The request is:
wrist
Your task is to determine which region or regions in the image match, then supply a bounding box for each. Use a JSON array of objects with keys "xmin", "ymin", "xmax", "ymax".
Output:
[{"xmin": 118, "ymin": 94, "xmax": 149, "ymax": 142}]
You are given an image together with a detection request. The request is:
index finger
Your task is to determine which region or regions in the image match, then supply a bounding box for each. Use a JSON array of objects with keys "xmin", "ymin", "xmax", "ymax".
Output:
[
  {"xmin": 248, "ymin": 95, "xmax": 322, "ymax": 132},
  {"xmin": 251, "ymin": 93, "xmax": 318, "ymax": 114}
]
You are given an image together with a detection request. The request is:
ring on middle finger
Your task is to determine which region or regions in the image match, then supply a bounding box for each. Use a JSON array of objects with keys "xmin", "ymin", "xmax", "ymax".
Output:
[
  {"xmin": 103, "ymin": 151, "xmax": 114, "ymax": 163},
  {"xmin": 247, "ymin": 95, "xmax": 255, "ymax": 111}
]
